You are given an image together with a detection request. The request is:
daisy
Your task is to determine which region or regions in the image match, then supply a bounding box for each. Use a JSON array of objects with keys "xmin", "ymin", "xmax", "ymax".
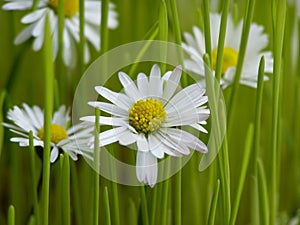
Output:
[
  {"xmin": 2, "ymin": 0, "xmax": 118, "ymax": 68},
  {"xmin": 3, "ymin": 104, "xmax": 94, "ymax": 162},
  {"xmin": 182, "ymin": 13, "xmax": 273, "ymax": 89},
  {"xmin": 81, "ymin": 64, "xmax": 210, "ymax": 187}
]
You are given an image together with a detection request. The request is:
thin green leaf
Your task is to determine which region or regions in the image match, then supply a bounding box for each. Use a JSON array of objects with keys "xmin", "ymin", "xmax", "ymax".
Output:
[{"xmin": 230, "ymin": 124, "xmax": 254, "ymax": 225}]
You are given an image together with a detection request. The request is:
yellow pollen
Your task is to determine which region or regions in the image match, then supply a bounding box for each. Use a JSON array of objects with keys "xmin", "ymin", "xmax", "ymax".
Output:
[
  {"xmin": 129, "ymin": 98, "xmax": 166, "ymax": 134},
  {"xmin": 38, "ymin": 124, "xmax": 68, "ymax": 144},
  {"xmin": 48, "ymin": 0, "xmax": 79, "ymax": 17},
  {"xmin": 212, "ymin": 47, "xmax": 238, "ymax": 74}
]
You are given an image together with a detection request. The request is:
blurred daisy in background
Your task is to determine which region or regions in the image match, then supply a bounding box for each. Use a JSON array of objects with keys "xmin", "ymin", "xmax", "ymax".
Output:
[
  {"xmin": 81, "ymin": 64, "xmax": 210, "ymax": 187},
  {"xmin": 2, "ymin": 0, "xmax": 118, "ymax": 68},
  {"xmin": 3, "ymin": 104, "xmax": 94, "ymax": 162},
  {"xmin": 182, "ymin": 13, "xmax": 273, "ymax": 89}
]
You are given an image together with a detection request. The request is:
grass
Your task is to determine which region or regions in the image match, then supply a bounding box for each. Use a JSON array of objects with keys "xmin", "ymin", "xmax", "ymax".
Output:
[{"xmin": 0, "ymin": 0, "xmax": 299, "ymax": 224}]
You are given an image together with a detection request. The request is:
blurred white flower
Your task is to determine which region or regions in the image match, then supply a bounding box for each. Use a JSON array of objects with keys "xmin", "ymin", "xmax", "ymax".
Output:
[
  {"xmin": 3, "ymin": 104, "xmax": 94, "ymax": 162},
  {"xmin": 81, "ymin": 64, "xmax": 210, "ymax": 187},
  {"xmin": 2, "ymin": 0, "xmax": 118, "ymax": 68},
  {"xmin": 182, "ymin": 13, "xmax": 273, "ymax": 89}
]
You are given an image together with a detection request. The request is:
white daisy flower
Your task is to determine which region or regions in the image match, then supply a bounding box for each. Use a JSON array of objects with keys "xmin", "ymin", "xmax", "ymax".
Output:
[
  {"xmin": 81, "ymin": 64, "xmax": 210, "ymax": 187},
  {"xmin": 2, "ymin": 0, "xmax": 118, "ymax": 68},
  {"xmin": 3, "ymin": 104, "xmax": 94, "ymax": 162},
  {"xmin": 182, "ymin": 13, "xmax": 273, "ymax": 89}
]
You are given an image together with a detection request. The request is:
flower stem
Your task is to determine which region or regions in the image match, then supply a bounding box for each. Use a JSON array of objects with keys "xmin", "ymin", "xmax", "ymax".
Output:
[
  {"xmin": 41, "ymin": 16, "xmax": 54, "ymax": 225},
  {"xmin": 270, "ymin": 1, "xmax": 286, "ymax": 224},
  {"xmin": 203, "ymin": 0, "xmax": 212, "ymax": 60},
  {"xmin": 174, "ymin": 159, "xmax": 182, "ymax": 225},
  {"xmin": 159, "ymin": 0, "xmax": 168, "ymax": 73},
  {"xmin": 29, "ymin": 131, "xmax": 40, "ymax": 225}
]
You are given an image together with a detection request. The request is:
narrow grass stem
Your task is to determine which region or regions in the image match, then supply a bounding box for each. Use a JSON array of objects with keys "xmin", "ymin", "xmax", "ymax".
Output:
[
  {"xmin": 207, "ymin": 180, "xmax": 220, "ymax": 225},
  {"xmin": 8, "ymin": 205, "xmax": 15, "ymax": 225},
  {"xmin": 41, "ymin": 16, "xmax": 54, "ymax": 225},
  {"xmin": 93, "ymin": 108, "xmax": 100, "ymax": 225}
]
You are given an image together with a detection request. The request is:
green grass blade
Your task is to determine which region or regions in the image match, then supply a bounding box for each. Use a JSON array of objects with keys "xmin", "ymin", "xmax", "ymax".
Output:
[
  {"xmin": 227, "ymin": 0, "xmax": 256, "ymax": 125},
  {"xmin": 62, "ymin": 153, "xmax": 71, "ymax": 225},
  {"xmin": 159, "ymin": 0, "xmax": 168, "ymax": 73},
  {"xmin": 103, "ymin": 186, "xmax": 111, "ymax": 225},
  {"xmin": 8, "ymin": 205, "xmax": 15, "ymax": 225},
  {"xmin": 29, "ymin": 131, "xmax": 40, "ymax": 225},
  {"xmin": 79, "ymin": 0, "xmax": 85, "ymax": 75},
  {"xmin": 0, "ymin": 90, "xmax": 6, "ymax": 159},
  {"xmin": 229, "ymin": 124, "xmax": 254, "ymax": 225},
  {"xmin": 174, "ymin": 159, "xmax": 181, "ymax": 225},
  {"xmin": 203, "ymin": 0, "xmax": 212, "ymax": 60},
  {"xmin": 270, "ymin": 1, "xmax": 286, "ymax": 224},
  {"xmin": 207, "ymin": 180, "xmax": 220, "ymax": 225},
  {"xmin": 101, "ymin": 0, "xmax": 110, "ymax": 54},
  {"xmin": 41, "ymin": 15, "xmax": 54, "ymax": 225},
  {"xmin": 93, "ymin": 108, "xmax": 100, "ymax": 225},
  {"xmin": 252, "ymin": 57, "xmax": 265, "ymax": 173},
  {"xmin": 140, "ymin": 187, "xmax": 149, "ymax": 225},
  {"xmin": 214, "ymin": 0, "xmax": 230, "ymax": 83},
  {"xmin": 257, "ymin": 158, "xmax": 270, "ymax": 225}
]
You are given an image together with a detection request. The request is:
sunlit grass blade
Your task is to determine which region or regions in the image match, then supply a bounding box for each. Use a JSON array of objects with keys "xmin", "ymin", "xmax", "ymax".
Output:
[
  {"xmin": 207, "ymin": 179, "xmax": 220, "ymax": 225},
  {"xmin": 160, "ymin": 160, "xmax": 170, "ymax": 225},
  {"xmin": 174, "ymin": 159, "xmax": 181, "ymax": 225},
  {"xmin": 150, "ymin": 186, "xmax": 158, "ymax": 225},
  {"xmin": 41, "ymin": 15, "xmax": 54, "ymax": 225},
  {"xmin": 127, "ymin": 198, "xmax": 138, "ymax": 225},
  {"xmin": 27, "ymin": 215, "xmax": 36, "ymax": 225},
  {"xmin": 8, "ymin": 205, "xmax": 15, "ymax": 225},
  {"xmin": 229, "ymin": 124, "xmax": 254, "ymax": 225},
  {"xmin": 93, "ymin": 108, "xmax": 100, "ymax": 225},
  {"xmin": 270, "ymin": 1, "xmax": 286, "ymax": 224},
  {"xmin": 227, "ymin": 0, "xmax": 256, "ymax": 125},
  {"xmin": 104, "ymin": 186, "xmax": 111, "ymax": 225},
  {"xmin": 257, "ymin": 158, "xmax": 270, "ymax": 225},
  {"xmin": 29, "ymin": 131, "xmax": 40, "ymax": 225}
]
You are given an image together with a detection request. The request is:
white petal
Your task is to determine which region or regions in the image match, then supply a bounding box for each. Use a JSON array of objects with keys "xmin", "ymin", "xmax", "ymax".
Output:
[
  {"xmin": 161, "ymin": 128, "xmax": 208, "ymax": 153},
  {"xmin": 95, "ymin": 86, "xmax": 132, "ymax": 110},
  {"xmin": 149, "ymin": 64, "xmax": 163, "ymax": 97},
  {"xmin": 21, "ymin": 8, "xmax": 47, "ymax": 24},
  {"xmin": 162, "ymin": 65, "xmax": 182, "ymax": 100},
  {"xmin": 148, "ymin": 134, "xmax": 164, "ymax": 159},
  {"xmin": 88, "ymin": 101, "xmax": 128, "ymax": 118},
  {"xmin": 52, "ymin": 106, "xmax": 69, "ymax": 127},
  {"xmin": 14, "ymin": 23, "xmax": 36, "ymax": 45},
  {"xmin": 137, "ymin": 73, "xmax": 149, "ymax": 98},
  {"xmin": 99, "ymin": 126, "xmax": 127, "ymax": 147},
  {"xmin": 50, "ymin": 146, "xmax": 59, "ymax": 163},
  {"xmin": 118, "ymin": 130, "xmax": 137, "ymax": 146},
  {"xmin": 118, "ymin": 72, "xmax": 141, "ymax": 101},
  {"xmin": 136, "ymin": 151, "xmax": 157, "ymax": 187},
  {"xmin": 136, "ymin": 134, "xmax": 149, "ymax": 152},
  {"xmin": 2, "ymin": 2, "xmax": 33, "ymax": 10},
  {"xmin": 80, "ymin": 116, "xmax": 126, "ymax": 126}
]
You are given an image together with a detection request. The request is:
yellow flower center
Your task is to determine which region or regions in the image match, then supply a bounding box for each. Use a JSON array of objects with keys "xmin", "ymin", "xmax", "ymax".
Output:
[
  {"xmin": 38, "ymin": 124, "xmax": 68, "ymax": 144},
  {"xmin": 212, "ymin": 47, "xmax": 239, "ymax": 74},
  {"xmin": 48, "ymin": 0, "xmax": 79, "ymax": 18},
  {"xmin": 129, "ymin": 98, "xmax": 166, "ymax": 134}
]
